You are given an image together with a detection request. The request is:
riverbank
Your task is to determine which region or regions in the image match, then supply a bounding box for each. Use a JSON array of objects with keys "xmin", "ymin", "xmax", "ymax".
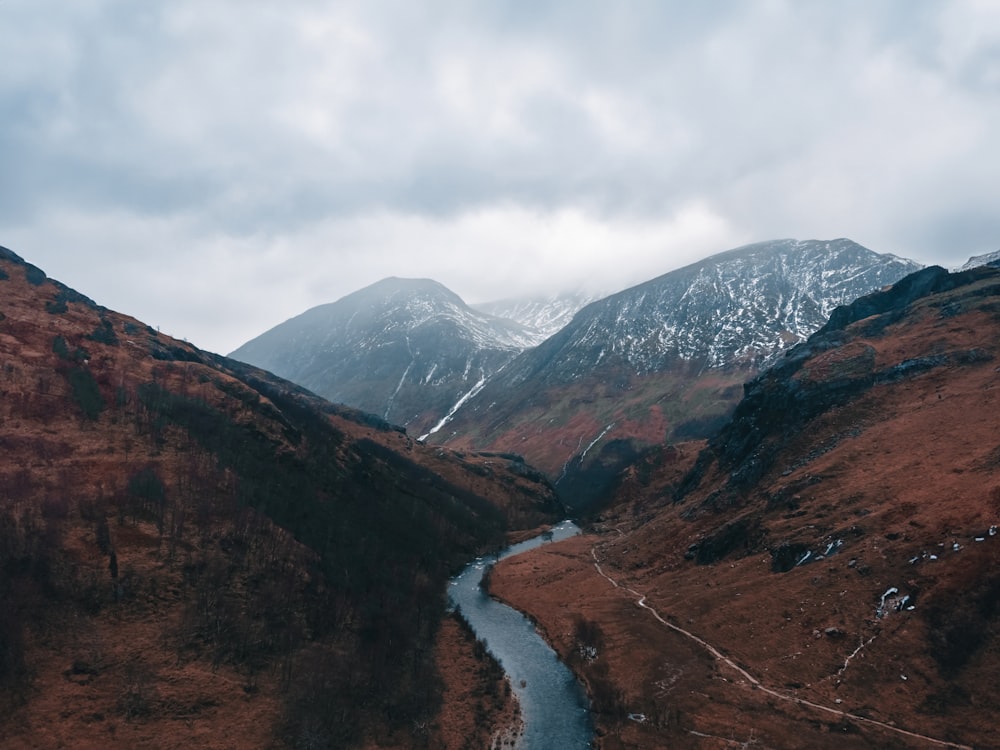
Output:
[
  {"xmin": 431, "ymin": 613, "xmax": 523, "ymax": 750},
  {"xmin": 489, "ymin": 534, "xmax": 675, "ymax": 749}
]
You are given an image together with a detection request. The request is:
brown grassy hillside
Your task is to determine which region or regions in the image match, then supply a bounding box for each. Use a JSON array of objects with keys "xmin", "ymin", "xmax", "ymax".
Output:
[
  {"xmin": 0, "ymin": 247, "xmax": 558, "ymax": 749},
  {"xmin": 490, "ymin": 265, "xmax": 1000, "ymax": 748}
]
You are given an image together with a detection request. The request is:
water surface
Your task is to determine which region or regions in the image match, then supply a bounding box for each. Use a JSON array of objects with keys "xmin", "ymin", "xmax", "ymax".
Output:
[{"xmin": 449, "ymin": 520, "xmax": 593, "ymax": 749}]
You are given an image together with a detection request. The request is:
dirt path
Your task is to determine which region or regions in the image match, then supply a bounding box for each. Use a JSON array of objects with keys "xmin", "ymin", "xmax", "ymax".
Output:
[{"xmin": 590, "ymin": 546, "xmax": 972, "ymax": 750}]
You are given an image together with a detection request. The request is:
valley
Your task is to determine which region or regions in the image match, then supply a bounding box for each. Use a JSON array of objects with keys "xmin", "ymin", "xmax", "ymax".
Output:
[
  {"xmin": 2, "ymin": 242, "xmax": 999, "ymax": 749},
  {"xmin": 231, "ymin": 238, "xmax": 922, "ymax": 511},
  {"xmin": 0, "ymin": 248, "xmax": 559, "ymax": 749},
  {"xmin": 6, "ymin": 3, "xmax": 999, "ymax": 748}
]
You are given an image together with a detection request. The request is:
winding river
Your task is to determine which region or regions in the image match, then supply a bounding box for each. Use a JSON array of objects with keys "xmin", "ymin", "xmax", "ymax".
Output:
[{"xmin": 449, "ymin": 520, "xmax": 593, "ymax": 749}]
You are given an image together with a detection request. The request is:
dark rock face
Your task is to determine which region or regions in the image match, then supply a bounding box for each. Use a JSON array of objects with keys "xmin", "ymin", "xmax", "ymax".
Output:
[
  {"xmin": 692, "ymin": 516, "xmax": 766, "ymax": 565},
  {"xmin": 818, "ymin": 265, "xmax": 977, "ymax": 335},
  {"xmin": 554, "ymin": 438, "xmax": 646, "ymax": 512}
]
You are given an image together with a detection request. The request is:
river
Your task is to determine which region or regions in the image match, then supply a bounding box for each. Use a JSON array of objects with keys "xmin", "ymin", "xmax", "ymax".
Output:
[{"xmin": 449, "ymin": 520, "xmax": 593, "ymax": 749}]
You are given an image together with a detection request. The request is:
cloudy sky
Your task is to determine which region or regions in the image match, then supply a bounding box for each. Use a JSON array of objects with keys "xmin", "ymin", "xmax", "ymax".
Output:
[{"xmin": 1, "ymin": 1, "xmax": 998, "ymax": 354}]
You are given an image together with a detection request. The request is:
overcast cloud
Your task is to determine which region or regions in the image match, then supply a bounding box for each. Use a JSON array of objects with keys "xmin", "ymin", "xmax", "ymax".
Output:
[{"xmin": 1, "ymin": 1, "xmax": 998, "ymax": 353}]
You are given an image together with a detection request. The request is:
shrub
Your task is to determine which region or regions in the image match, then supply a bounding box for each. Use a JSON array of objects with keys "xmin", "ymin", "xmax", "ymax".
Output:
[
  {"xmin": 67, "ymin": 366, "xmax": 104, "ymax": 420},
  {"xmin": 88, "ymin": 319, "xmax": 119, "ymax": 345},
  {"xmin": 24, "ymin": 265, "xmax": 46, "ymax": 286},
  {"xmin": 127, "ymin": 466, "xmax": 166, "ymax": 506},
  {"xmin": 118, "ymin": 660, "xmax": 156, "ymax": 719},
  {"xmin": 52, "ymin": 335, "xmax": 70, "ymax": 360}
]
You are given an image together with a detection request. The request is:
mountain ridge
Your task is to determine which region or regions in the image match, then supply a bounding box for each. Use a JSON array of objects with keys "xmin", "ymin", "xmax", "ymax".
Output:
[
  {"xmin": 430, "ymin": 238, "xmax": 922, "ymax": 506},
  {"xmin": 960, "ymin": 249, "xmax": 1000, "ymax": 270},
  {"xmin": 472, "ymin": 289, "xmax": 607, "ymax": 342}
]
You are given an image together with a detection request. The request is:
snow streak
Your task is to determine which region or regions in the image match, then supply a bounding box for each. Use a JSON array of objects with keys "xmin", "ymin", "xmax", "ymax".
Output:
[{"xmin": 419, "ymin": 369, "xmax": 490, "ymax": 441}]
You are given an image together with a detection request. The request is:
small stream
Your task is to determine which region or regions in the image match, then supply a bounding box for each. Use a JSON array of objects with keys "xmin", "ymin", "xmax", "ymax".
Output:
[{"xmin": 449, "ymin": 520, "xmax": 593, "ymax": 749}]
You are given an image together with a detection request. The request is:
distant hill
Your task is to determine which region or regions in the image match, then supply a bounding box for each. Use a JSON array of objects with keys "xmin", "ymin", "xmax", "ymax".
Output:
[
  {"xmin": 472, "ymin": 289, "xmax": 606, "ymax": 342},
  {"xmin": 229, "ymin": 277, "xmax": 540, "ymax": 436},
  {"xmin": 960, "ymin": 249, "xmax": 1000, "ymax": 270}
]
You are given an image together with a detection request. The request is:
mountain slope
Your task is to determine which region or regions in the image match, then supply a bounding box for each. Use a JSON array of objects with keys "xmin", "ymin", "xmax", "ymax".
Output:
[
  {"xmin": 960, "ymin": 249, "xmax": 1000, "ymax": 270},
  {"xmin": 431, "ymin": 239, "xmax": 922, "ymax": 507},
  {"xmin": 472, "ymin": 289, "xmax": 607, "ymax": 342},
  {"xmin": 490, "ymin": 263, "xmax": 1000, "ymax": 748},
  {"xmin": 0, "ymin": 247, "xmax": 559, "ymax": 749},
  {"xmin": 229, "ymin": 277, "xmax": 538, "ymax": 436}
]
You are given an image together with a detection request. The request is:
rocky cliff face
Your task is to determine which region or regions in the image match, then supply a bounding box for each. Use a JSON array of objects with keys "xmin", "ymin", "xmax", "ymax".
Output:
[
  {"xmin": 229, "ymin": 277, "xmax": 539, "ymax": 436},
  {"xmin": 0, "ymin": 247, "xmax": 559, "ymax": 749},
  {"xmin": 431, "ymin": 239, "xmax": 922, "ymax": 508},
  {"xmin": 490, "ymin": 262, "xmax": 1000, "ymax": 748}
]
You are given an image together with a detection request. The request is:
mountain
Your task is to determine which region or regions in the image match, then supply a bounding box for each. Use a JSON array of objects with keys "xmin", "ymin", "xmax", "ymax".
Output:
[
  {"xmin": 489, "ymin": 263, "xmax": 1000, "ymax": 748},
  {"xmin": 229, "ymin": 277, "xmax": 542, "ymax": 437},
  {"xmin": 430, "ymin": 239, "xmax": 922, "ymax": 507},
  {"xmin": 472, "ymin": 289, "xmax": 607, "ymax": 342},
  {"xmin": 960, "ymin": 249, "xmax": 1000, "ymax": 270},
  {"xmin": 0, "ymin": 247, "xmax": 559, "ymax": 749}
]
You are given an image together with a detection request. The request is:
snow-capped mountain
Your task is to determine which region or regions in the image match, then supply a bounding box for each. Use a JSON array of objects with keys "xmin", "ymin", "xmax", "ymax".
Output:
[
  {"xmin": 472, "ymin": 290, "xmax": 607, "ymax": 344},
  {"xmin": 510, "ymin": 238, "xmax": 922, "ymax": 379},
  {"xmin": 960, "ymin": 249, "xmax": 1000, "ymax": 270},
  {"xmin": 229, "ymin": 277, "xmax": 538, "ymax": 433},
  {"xmin": 429, "ymin": 239, "xmax": 922, "ymax": 507}
]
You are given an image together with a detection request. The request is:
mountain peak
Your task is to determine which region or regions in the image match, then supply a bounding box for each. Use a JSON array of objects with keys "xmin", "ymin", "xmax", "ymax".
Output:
[
  {"xmin": 429, "ymin": 238, "xmax": 923, "ymax": 506},
  {"xmin": 358, "ymin": 275, "xmax": 462, "ymax": 299},
  {"xmin": 229, "ymin": 277, "xmax": 540, "ymax": 431},
  {"xmin": 960, "ymin": 249, "xmax": 1000, "ymax": 271}
]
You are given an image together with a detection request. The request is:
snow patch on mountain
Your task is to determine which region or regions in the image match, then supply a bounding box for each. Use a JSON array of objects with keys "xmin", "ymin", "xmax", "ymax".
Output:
[
  {"xmin": 494, "ymin": 239, "xmax": 924, "ymax": 382},
  {"xmin": 960, "ymin": 249, "xmax": 1000, "ymax": 271},
  {"xmin": 418, "ymin": 367, "xmax": 494, "ymax": 441},
  {"xmin": 229, "ymin": 277, "xmax": 538, "ymax": 431}
]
